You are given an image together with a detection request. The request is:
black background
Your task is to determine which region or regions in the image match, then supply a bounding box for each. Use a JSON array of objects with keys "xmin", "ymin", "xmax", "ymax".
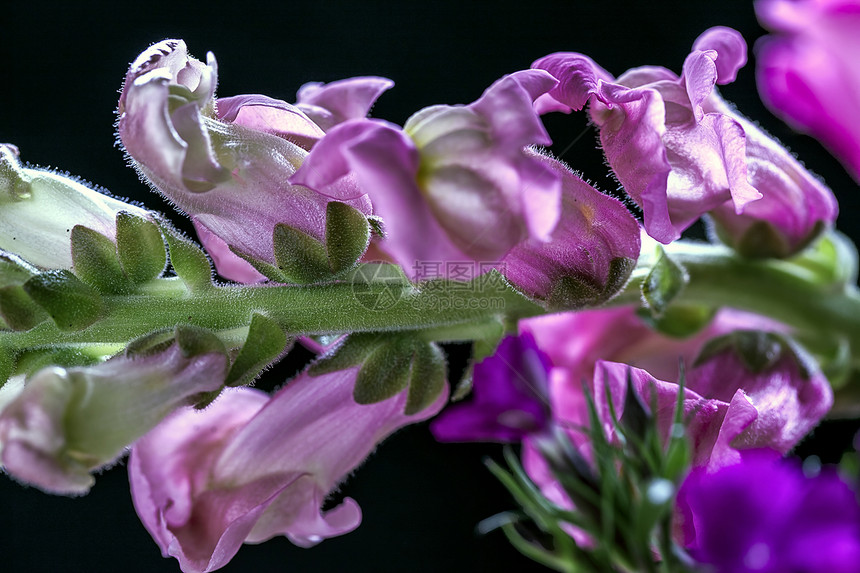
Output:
[{"xmin": 2, "ymin": 1, "xmax": 859, "ymax": 572}]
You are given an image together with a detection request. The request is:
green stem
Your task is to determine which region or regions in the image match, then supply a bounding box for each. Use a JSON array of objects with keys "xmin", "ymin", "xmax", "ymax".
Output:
[
  {"xmin": 1, "ymin": 276, "xmax": 543, "ymax": 352},
  {"xmin": 614, "ymin": 242, "xmax": 860, "ymax": 358}
]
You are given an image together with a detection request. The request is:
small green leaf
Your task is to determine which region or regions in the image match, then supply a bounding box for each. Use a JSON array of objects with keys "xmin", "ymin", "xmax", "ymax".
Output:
[
  {"xmin": 228, "ymin": 246, "xmax": 290, "ymax": 283},
  {"xmin": 71, "ymin": 225, "xmax": 130, "ymax": 294},
  {"xmin": 0, "ymin": 342, "xmax": 15, "ymax": 387},
  {"xmin": 164, "ymin": 227, "xmax": 213, "ymax": 290},
  {"xmin": 124, "ymin": 328, "xmax": 176, "ymax": 358},
  {"xmin": 732, "ymin": 330, "xmax": 784, "ymax": 374},
  {"xmin": 309, "ymin": 332, "xmax": 385, "ymax": 376},
  {"xmin": 354, "ymin": 339, "xmax": 413, "ymax": 404},
  {"xmin": 636, "ymin": 304, "xmax": 716, "ymax": 338},
  {"xmin": 13, "ymin": 347, "xmax": 103, "ymax": 376},
  {"xmin": 116, "ymin": 212, "xmax": 167, "ymax": 283},
  {"xmin": 273, "ymin": 223, "xmax": 332, "ymax": 284},
  {"xmin": 451, "ymin": 363, "xmax": 474, "ymax": 402},
  {"xmin": 0, "ymin": 284, "xmax": 49, "ymax": 330},
  {"xmin": 405, "ymin": 342, "xmax": 447, "ymax": 414},
  {"xmin": 226, "ymin": 314, "xmax": 289, "ymax": 387},
  {"xmin": 174, "ymin": 324, "xmax": 227, "ymax": 358},
  {"xmin": 547, "ymin": 275, "xmax": 601, "ymax": 311},
  {"xmin": 0, "ymin": 253, "xmax": 37, "ymax": 287},
  {"xmin": 641, "ymin": 246, "xmax": 688, "ymax": 318},
  {"xmin": 326, "ymin": 201, "xmax": 370, "ymax": 274},
  {"xmin": 23, "ymin": 270, "xmax": 104, "ymax": 331}
]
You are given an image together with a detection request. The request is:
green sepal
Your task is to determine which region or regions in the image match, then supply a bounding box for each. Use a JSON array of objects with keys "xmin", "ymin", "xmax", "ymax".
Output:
[
  {"xmin": 226, "ymin": 313, "xmax": 290, "ymax": 387},
  {"xmin": 228, "ymin": 246, "xmax": 290, "ymax": 283},
  {"xmin": 309, "ymin": 332, "xmax": 384, "ymax": 376},
  {"xmin": 353, "ymin": 338, "xmax": 413, "ymax": 404},
  {"xmin": 695, "ymin": 330, "xmax": 813, "ymax": 378},
  {"xmin": 326, "ymin": 201, "xmax": 370, "ymax": 275},
  {"xmin": 641, "ymin": 247, "xmax": 688, "ymax": 318},
  {"xmin": 0, "ymin": 284, "xmax": 49, "ymax": 330},
  {"xmin": 124, "ymin": 328, "xmax": 176, "ymax": 358},
  {"xmin": 273, "ymin": 223, "xmax": 332, "ymax": 284},
  {"xmin": 116, "ymin": 212, "xmax": 167, "ymax": 284},
  {"xmin": 71, "ymin": 225, "xmax": 130, "ymax": 294},
  {"xmin": 163, "ymin": 227, "xmax": 213, "ymax": 291},
  {"xmin": 636, "ymin": 303, "xmax": 716, "ymax": 338},
  {"xmin": 789, "ymin": 230, "xmax": 858, "ymax": 289},
  {"xmin": 0, "ymin": 252, "xmax": 37, "ymax": 287},
  {"xmin": 367, "ymin": 215, "xmax": 385, "ymax": 238},
  {"xmin": 193, "ymin": 388, "xmax": 224, "ymax": 410},
  {"xmin": 174, "ymin": 324, "xmax": 227, "ymax": 358},
  {"xmin": 451, "ymin": 362, "xmax": 474, "ymax": 402},
  {"xmin": 0, "ymin": 341, "xmax": 15, "ymax": 387},
  {"xmin": 23, "ymin": 270, "xmax": 104, "ymax": 331},
  {"xmin": 472, "ymin": 317, "xmax": 506, "ymax": 361},
  {"xmin": 546, "ymin": 257, "xmax": 636, "ymax": 311},
  {"xmin": 13, "ymin": 347, "xmax": 104, "ymax": 376},
  {"xmin": 404, "ymin": 341, "xmax": 447, "ymax": 414}
]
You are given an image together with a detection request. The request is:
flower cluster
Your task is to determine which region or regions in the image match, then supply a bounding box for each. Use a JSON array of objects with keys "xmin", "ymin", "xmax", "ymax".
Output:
[{"xmin": 2, "ymin": 9, "xmax": 860, "ymax": 573}]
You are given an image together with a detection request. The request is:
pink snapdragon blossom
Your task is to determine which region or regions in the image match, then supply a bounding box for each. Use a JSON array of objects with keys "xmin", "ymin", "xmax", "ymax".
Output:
[
  {"xmin": 756, "ymin": 0, "xmax": 860, "ymax": 183},
  {"xmin": 117, "ymin": 40, "xmax": 376, "ymax": 283},
  {"xmin": 518, "ymin": 308, "xmax": 833, "ymax": 517},
  {"xmin": 500, "ymin": 153, "xmax": 640, "ymax": 306},
  {"xmin": 294, "ymin": 76, "xmax": 395, "ymax": 132},
  {"xmin": 292, "ymin": 70, "xmax": 563, "ymax": 279},
  {"xmin": 0, "ymin": 343, "xmax": 227, "ymax": 495},
  {"xmin": 129, "ymin": 368, "xmax": 447, "ymax": 573},
  {"xmin": 534, "ymin": 27, "xmax": 837, "ymax": 256}
]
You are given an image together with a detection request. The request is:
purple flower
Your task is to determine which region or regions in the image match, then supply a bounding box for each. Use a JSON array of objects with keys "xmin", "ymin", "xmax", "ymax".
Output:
[
  {"xmin": 756, "ymin": 0, "xmax": 860, "ymax": 183},
  {"xmin": 500, "ymin": 153, "xmax": 640, "ymax": 306},
  {"xmin": 431, "ymin": 332, "xmax": 552, "ymax": 443},
  {"xmin": 534, "ymin": 27, "xmax": 837, "ymax": 256},
  {"xmin": 117, "ymin": 40, "xmax": 373, "ymax": 283},
  {"xmin": 0, "ymin": 144, "xmax": 151, "ymax": 270},
  {"xmin": 291, "ymin": 70, "xmax": 562, "ymax": 279},
  {"xmin": 129, "ymin": 367, "xmax": 447, "ymax": 573},
  {"xmin": 678, "ymin": 451, "xmax": 860, "ymax": 572},
  {"xmin": 0, "ymin": 343, "xmax": 227, "ymax": 495}
]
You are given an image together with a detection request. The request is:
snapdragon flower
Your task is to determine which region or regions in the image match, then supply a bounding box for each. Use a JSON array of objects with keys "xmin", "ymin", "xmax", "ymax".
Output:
[
  {"xmin": 0, "ymin": 341, "xmax": 227, "ymax": 495},
  {"xmin": 117, "ymin": 40, "xmax": 376, "ymax": 283},
  {"xmin": 292, "ymin": 69, "xmax": 563, "ymax": 279},
  {"xmin": 756, "ymin": 0, "xmax": 860, "ymax": 183},
  {"xmin": 534, "ymin": 27, "xmax": 838, "ymax": 257},
  {"xmin": 500, "ymin": 153, "xmax": 640, "ymax": 307},
  {"xmin": 0, "ymin": 144, "xmax": 151, "ymax": 270},
  {"xmin": 678, "ymin": 450, "xmax": 860, "ymax": 572},
  {"xmin": 129, "ymin": 367, "xmax": 447, "ymax": 573}
]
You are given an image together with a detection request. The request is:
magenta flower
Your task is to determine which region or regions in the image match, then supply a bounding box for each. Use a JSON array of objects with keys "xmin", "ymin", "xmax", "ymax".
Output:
[
  {"xmin": 129, "ymin": 367, "xmax": 447, "ymax": 573},
  {"xmin": 0, "ymin": 343, "xmax": 227, "ymax": 495},
  {"xmin": 756, "ymin": 0, "xmax": 860, "ymax": 183},
  {"xmin": 678, "ymin": 451, "xmax": 860, "ymax": 572},
  {"xmin": 534, "ymin": 27, "xmax": 837, "ymax": 256},
  {"xmin": 117, "ymin": 40, "xmax": 373, "ymax": 283},
  {"xmin": 500, "ymin": 153, "xmax": 640, "ymax": 306},
  {"xmin": 291, "ymin": 70, "xmax": 562, "ymax": 279},
  {"xmin": 431, "ymin": 332, "xmax": 553, "ymax": 443}
]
